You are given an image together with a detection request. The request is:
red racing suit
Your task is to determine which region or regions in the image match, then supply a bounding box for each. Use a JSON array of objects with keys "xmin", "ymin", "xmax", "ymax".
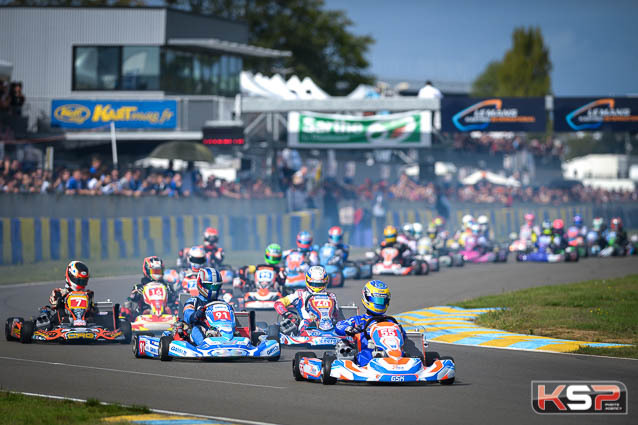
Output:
[{"xmin": 274, "ymin": 289, "xmax": 339, "ymax": 334}]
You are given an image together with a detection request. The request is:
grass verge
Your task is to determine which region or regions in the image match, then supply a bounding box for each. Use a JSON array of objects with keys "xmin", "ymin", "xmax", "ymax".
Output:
[
  {"xmin": 0, "ymin": 391, "xmax": 148, "ymax": 425},
  {"xmin": 0, "ymin": 251, "xmax": 264, "ymax": 285},
  {"xmin": 453, "ymin": 274, "xmax": 638, "ymax": 359}
]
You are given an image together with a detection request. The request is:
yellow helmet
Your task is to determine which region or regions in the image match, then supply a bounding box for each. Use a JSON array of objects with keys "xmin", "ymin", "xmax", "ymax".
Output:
[
  {"xmin": 383, "ymin": 225, "xmax": 398, "ymax": 243},
  {"xmin": 361, "ymin": 280, "xmax": 390, "ymax": 315}
]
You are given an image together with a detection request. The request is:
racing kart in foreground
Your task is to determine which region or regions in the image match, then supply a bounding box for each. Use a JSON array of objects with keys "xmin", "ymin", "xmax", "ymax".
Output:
[
  {"xmin": 6, "ymin": 291, "xmax": 132, "ymax": 344},
  {"xmin": 133, "ymin": 300, "xmax": 280, "ymax": 361},
  {"xmin": 292, "ymin": 316, "xmax": 455, "ymax": 385},
  {"xmin": 265, "ymin": 293, "xmax": 359, "ymax": 348},
  {"xmin": 129, "ymin": 281, "xmax": 178, "ymax": 334}
]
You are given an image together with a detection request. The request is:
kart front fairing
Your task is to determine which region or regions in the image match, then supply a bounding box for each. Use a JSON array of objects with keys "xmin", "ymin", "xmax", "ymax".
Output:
[
  {"xmin": 136, "ymin": 333, "xmax": 280, "ymax": 359},
  {"xmin": 280, "ymin": 328, "xmax": 346, "ymax": 347}
]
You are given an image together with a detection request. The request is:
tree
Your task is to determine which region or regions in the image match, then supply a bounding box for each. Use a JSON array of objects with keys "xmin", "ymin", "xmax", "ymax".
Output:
[{"xmin": 472, "ymin": 27, "xmax": 551, "ymax": 97}]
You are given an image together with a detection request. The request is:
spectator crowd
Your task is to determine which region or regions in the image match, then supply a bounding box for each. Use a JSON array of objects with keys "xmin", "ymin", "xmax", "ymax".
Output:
[{"xmin": 451, "ymin": 133, "xmax": 564, "ymax": 157}]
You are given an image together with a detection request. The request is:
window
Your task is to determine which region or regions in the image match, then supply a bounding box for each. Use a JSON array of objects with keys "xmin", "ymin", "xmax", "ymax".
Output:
[
  {"xmin": 73, "ymin": 46, "xmax": 120, "ymax": 90},
  {"xmin": 122, "ymin": 46, "xmax": 160, "ymax": 90}
]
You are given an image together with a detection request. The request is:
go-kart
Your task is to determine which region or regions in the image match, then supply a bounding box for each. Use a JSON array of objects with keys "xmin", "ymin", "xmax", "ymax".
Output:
[
  {"xmin": 133, "ymin": 300, "xmax": 280, "ymax": 361},
  {"xmin": 438, "ymin": 240, "xmax": 465, "ymax": 267},
  {"xmin": 5, "ymin": 291, "xmax": 132, "ymax": 344},
  {"xmin": 242, "ymin": 267, "xmax": 283, "ymax": 310},
  {"xmin": 318, "ymin": 244, "xmax": 345, "ymax": 287},
  {"xmin": 415, "ymin": 238, "xmax": 441, "ymax": 272},
  {"xmin": 265, "ymin": 293, "xmax": 358, "ymax": 348},
  {"xmin": 292, "ymin": 316, "xmax": 455, "ymax": 385},
  {"xmin": 370, "ymin": 247, "xmax": 429, "ymax": 276},
  {"xmin": 599, "ymin": 232, "xmax": 627, "ymax": 257},
  {"xmin": 130, "ymin": 281, "xmax": 178, "ymax": 334},
  {"xmin": 283, "ymin": 251, "xmax": 309, "ymax": 292}
]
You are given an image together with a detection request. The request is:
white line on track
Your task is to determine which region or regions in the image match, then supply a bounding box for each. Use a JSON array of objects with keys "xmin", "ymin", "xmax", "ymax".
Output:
[
  {"xmin": 0, "ymin": 356, "xmax": 286, "ymax": 389},
  {"xmin": 12, "ymin": 391, "xmax": 280, "ymax": 425}
]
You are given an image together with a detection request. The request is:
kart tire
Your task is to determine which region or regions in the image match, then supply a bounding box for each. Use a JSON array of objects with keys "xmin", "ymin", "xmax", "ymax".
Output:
[
  {"xmin": 159, "ymin": 335, "xmax": 173, "ymax": 361},
  {"xmin": 321, "ymin": 352, "xmax": 337, "ymax": 385},
  {"xmin": 425, "ymin": 351, "xmax": 440, "ymax": 367},
  {"xmin": 421, "ymin": 260, "xmax": 429, "ymax": 275},
  {"xmin": 438, "ymin": 356, "xmax": 456, "ymax": 385},
  {"xmin": 293, "ymin": 351, "xmax": 317, "ymax": 381},
  {"xmin": 118, "ymin": 320, "xmax": 132, "ymax": 344},
  {"xmin": 132, "ymin": 335, "xmax": 143, "ymax": 358},
  {"xmin": 267, "ymin": 324, "xmax": 280, "ymax": 341},
  {"xmin": 5, "ymin": 318, "xmax": 21, "ymax": 341},
  {"xmin": 20, "ymin": 320, "xmax": 34, "ymax": 344}
]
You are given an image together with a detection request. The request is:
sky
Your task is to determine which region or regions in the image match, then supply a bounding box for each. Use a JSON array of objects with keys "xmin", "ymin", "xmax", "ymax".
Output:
[{"xmin": 323, "ymin": 0, "xmax": 638, "ymax": 96}]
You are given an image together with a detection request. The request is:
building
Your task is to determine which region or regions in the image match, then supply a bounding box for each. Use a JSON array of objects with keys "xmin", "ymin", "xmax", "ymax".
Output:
[{"xmin": 0, "ymin": 6, "xmax": 290, "ymax": 147}]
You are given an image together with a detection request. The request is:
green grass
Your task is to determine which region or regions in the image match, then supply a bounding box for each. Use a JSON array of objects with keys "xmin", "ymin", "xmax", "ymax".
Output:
[
  {"xmin": 0, "ymin": 251, "xmax": 264, "ymax": 285},
  {"xmin": 453, "ymin": 274, "xmax": 638, "ymax": 358},
  {"xmin": 0, "ymin": 392, "xmax": 148, "ymax": 425}
]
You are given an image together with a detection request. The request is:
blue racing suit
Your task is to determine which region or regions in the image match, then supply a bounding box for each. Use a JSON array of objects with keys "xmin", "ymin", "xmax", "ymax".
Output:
[
  {"xmin": 335, "ymin": 314, "xmax": 407, "ymax": 367},
  {"xmin": 330, "ymin": 242, "xmax": 350, "ymax": 262},
  {"xmin": 182, "ymin": 294, "xmax": 216, "ymax": 346}
]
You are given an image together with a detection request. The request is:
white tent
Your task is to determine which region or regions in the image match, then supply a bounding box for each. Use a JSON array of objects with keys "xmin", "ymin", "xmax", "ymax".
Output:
[
  {"xmin": 347, "ymin": 84, "xmax": 379, "ymax": 99},
  {"xmin": 462, "ymin": 170, "xmax": 521, "ymax": 187},
  {"xmin": 286, "ymin": 75, "xmax": 311, "ymax": 99},
  {"xmin": 270, "ymin": 74, "xmax": 299, "ymax": 99},
  {"xmin": 253, "ymin": 73, "xmax": 297, "ymax": 99},
  {"xmin": 240, "ymin": 71, "xmax": 276, "ymax": 97},
  {"xmin": 300, "ymin": 76, "xmax": 329, "ymax": 99}
]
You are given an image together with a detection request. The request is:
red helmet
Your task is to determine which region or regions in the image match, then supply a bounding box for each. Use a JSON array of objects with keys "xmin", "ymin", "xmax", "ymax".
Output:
[
  {"xmin": 328, "ymin": 226, "xmax": 343, "ymax": 244},
  {"xmin": 524, "ymin": 213, "xmax": 535, "ymax": 224},
  {"xmin": 610, "ymin": 217, "xmax": 623, "ymax": 231},
  {"xmin": 65, "ymin": 261, "xmax": 89, "ymax": 291},
  {"xmin": 552, "ymin": 219, "xmax": 564, "ymax": 232},
  {"xmin": 204, "ymin": 227, "xmax": 218, "ymax": 247},
  {"xmin": 142, "ymin": 256, "xmax": 164, "ymax": 281}
]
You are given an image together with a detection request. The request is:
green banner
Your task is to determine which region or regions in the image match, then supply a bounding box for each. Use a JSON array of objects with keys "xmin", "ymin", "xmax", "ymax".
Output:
[{"xmin": 288, "ymin": 111, "xmax": 431, "ymax": 148}]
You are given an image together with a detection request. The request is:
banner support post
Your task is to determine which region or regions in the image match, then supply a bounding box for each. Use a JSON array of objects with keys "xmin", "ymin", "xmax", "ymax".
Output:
[{"xmin": 110, "ymin": 121, "xmax": 118, "ymax": 169}]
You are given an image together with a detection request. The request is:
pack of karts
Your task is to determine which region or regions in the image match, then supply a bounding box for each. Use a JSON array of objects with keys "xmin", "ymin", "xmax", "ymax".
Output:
[
  {"xmin": 292, "ymin": 316, "xmax": 455, "ymax": 385},
  {"xmin": 6, "ymin": 291, "xmax": 132, "ymax": 344},
  {"xmin": 264, "ymin": 293, "xmax": 359, "ymax": 348},
  {"xmin": 133, "ymin": 300, "xmax": 280, "ymax": 361}
]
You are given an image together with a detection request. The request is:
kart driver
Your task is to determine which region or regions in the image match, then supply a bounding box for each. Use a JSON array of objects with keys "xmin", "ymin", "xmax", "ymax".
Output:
[
  {"xmin": 274, "ymin": 265, "xmax": 339, "ymax": 335},
  {"xmin": 237, "ymin": 244, "xmax": 287, "ymax": 293},
  {"xmin": 36, "ymin": 261, "xmax": 94, "ymax": 330},
  {"xmin": 121, "ymin": 256, "xmax": 177, "ymax": 320},
  {"xmin": 335, "ymin": 280, "xmax": 407, "ymax": 367},
  {"xmin": 283, "ymin": 231, "xmax": 319, "ymax": 266},
  {"xmin": 202, "ymin": 227, "xmax": 224, "ymax": 267},
  {"xmin": 182, "ymin": 267, "xmax": 224, "ymax": 346},
  {"xmin": 327, "ymin": 226, "xmax": 350, "ymax": 262},
  {"xmin": 377, "ymin": 225, "xmax": 413, "ymax": 265}
]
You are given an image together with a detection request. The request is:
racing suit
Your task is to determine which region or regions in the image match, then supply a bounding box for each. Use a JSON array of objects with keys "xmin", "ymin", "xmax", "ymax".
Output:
[
  {"xmin": 182, "ymin": 294, "xmax": 220, "ymax": 346},
  {"xmin": 283, "ymin": 248, "xmax": 319, "ymax": 267},
  {"xmin": 397, "ymin": 234, "xmax": 417, "ymax": 252},
  {"xmin": 335, "ymin": 314, "xmax": 408, "ymax": 367},
  {"xmin": 377, "ymin": 240, "xmax": 412, "ymax": 266},
  {"xmin": 203, "ymin": 243, "xmax": 225, "ymax": 267},
  {"xmin": 37, "ymin": 287, "xmax": 96, "ymax": 329},
  {"xmin": 237, "ymin": 264, "xmax": 287, "ymax": 292},
  {"xmin": 121, "ymin": 276, "xmax": 178, "ymax": 320},
  {"xmin": 274, "ymin": 289, "xmax": 339, "ymax": 335},
  {"xmin": 329, "ymin": 242, "xmax": 350, "ymax": 263}
]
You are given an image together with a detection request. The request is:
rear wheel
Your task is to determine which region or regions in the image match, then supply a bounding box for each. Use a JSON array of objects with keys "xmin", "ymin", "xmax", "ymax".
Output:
[
  {"xmin": 292, "ymin": 351, "xmax": 317, "ymax": 381},
  {"xmin": 132, "ymin": 335, "xmax": 143, "ymax": 358},
  {"xmin": 20, "ymin": 320, "xmax": 34, "ymax": 344},
  {"xmin": 438, "ymin": 355, "xmax": 456, "ymax": 385},
  {"xmin": 118, "ymin": 320, "xmax": 132, "ymax": 344},
  {"xmin": 159, "ymin": 335, "xmax": 173, "ymax": 361},
  {"xmin": 321, "ymin": 352, "xmax": 337, "ymax": 385}
]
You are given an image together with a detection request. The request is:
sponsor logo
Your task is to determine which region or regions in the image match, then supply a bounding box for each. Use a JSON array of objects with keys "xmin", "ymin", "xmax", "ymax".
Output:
[
  {"xmin": 452, "ymin": 99, "xmax": 536, "ymax": 131},
  {"xmin": 565, "ymin": 98, "xmax": 638, "ymax": 131},
  {"xmin": 532, "ymin": 381, "xmax": 627, "ymax": 414},
  {"xmin": 66, "ymin": 332, "xmax": 95, "ymax": 340},
  {"xmin": 170, "ymin": 345, "xmax": 187, "ymax": 355},
  {"xmin": 53, "ymin": 104, "xmax": 91, "ymax": 124}
]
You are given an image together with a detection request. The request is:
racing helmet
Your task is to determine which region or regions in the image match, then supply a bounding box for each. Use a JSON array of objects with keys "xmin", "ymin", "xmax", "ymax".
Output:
[
  {"xmin": 573, "ymin": 215, "xmax": 583, "ymax": 227},
  {"xmin": 361, "ymin": 280, "xmax": 390, "ymax": 315},
  {"xmin": 188, "ymin": 246, "xmax": 206, "ymax": 273},
  {"xmin": 65, "ymin": 260, "xmax": 89, "ymax": 291},
  {"xmin": 524, "ymin": 213, "xmax": 535, "ymax": 225},
  {"xmin": 434, "ymin": 216, "xmax": 445, "ymax": 229},
  {"xmin": 142, "ymin": 256, "xmax": 164, "ymax": 281},
  {"xmin": 412, "ymin": 222, "xmax": 424, "ymax": 239},
  {"xmin": 552, "ymin": 219, "xmax": 565, "ymax": 234},
  {"xmin": 611, "ymin": 217, "xmax": 623, "ymax": 231},
  {"xmin": 305, "ymin": 265, "xmax": 329, "ymax": 293},
  {"xmin": 163, "ymin": 269, "xmax": 180, "ymax": 286},
  {"xmin": 470, "ymin": 223, "xmax": 480, "ymax": 235},
  {"xmin": 541, "ymin": 220, "xmax": 552, "ymax": 236},
  {"xmin": 427, "ymin": 224, "xmax": 437, "ymax": 240},
  {"xmin": 592, "ymin": 217, "xmax": 604, "ymax": 232},
  {"xmin": 328, "ymin": 226, "xmax": 344, "ymax": 244},
  {"xmin": 264, "ymin": 243, "xmax": 282, "ymax": 265},
  {"xmin": 402, "ymin": 223, "xmax": 414, "ymax": 238},
  {"xmin": 477, "ymin": 215, "xmax": 489, "ymax": 233},
  {"xmin": 567, "ymin": 227, "xmax": 579, "ymax": 240},
  {"xmin": 383, "ymin": 225, "xmax": 398, "ymax": 244},
  {"xmin": 296, "ymin": 231, "xmax": 313, "ymax": 250},
  {"xmin": 196, "ymin": 267, "xmax": 222, "ymax": 301},
  {"xmin": 462, "ymin": 214, "xmax": 474, "ymax": 229},
  {"xmin": 203, "ymin": 227, "xmax": 219, "ymax": 248}
]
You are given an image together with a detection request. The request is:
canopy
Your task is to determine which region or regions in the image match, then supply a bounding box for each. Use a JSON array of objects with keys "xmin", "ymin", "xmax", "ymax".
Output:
[
  {"xmin": 461, "ymin": 170, "xmax": 521, "ymax": 187},
  {"xmin": 240, "ymin": 72, "xmax": 330, "ymax": 99},
  {"xmin": 347, "ymin": 84, "xmax": 379, "ymax": 99},
  {"xmin": 149, "ymin": 141, "xmax": 215, "ymax": 162}
]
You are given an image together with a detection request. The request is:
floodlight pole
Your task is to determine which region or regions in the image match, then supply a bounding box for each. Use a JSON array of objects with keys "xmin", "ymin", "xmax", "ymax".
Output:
[{"xmin": 110, "ymin": 121, "xmax": 118, "ymax": 169}]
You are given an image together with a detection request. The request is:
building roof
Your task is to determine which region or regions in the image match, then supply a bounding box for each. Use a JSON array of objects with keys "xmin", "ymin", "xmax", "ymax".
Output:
[{"xmin": 168, "ymin": 39, "xmax": 291, "ymax": 59}]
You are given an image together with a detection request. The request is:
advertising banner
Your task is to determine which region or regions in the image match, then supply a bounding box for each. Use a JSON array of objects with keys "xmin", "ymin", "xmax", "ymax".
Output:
[
  {"xmin": 441, "ymin": 97, "xmax": 546, "ymax": 132},
  {"xmin": 202, "ymin": 125, "xmax": 245, "ymax": 145},
  {"xmin": 51, "ymin": 100, "xmax": 177, "ymax": 129},
  {"xmin": 288, "ymin": 111, "xmax": 432, "ymax": 148},
  {"xmin": 554, "ymin": 97, "xmax": 638, "ymax": 132}
]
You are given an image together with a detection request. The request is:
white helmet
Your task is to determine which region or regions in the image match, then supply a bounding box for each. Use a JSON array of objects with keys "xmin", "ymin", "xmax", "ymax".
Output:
[
  {"xmin": 402, "ymin": 223, "xmax": 414, "ymax": 237},
  {"xmin": 477, "ymin": 215, "xmax": 489, "ymax": 225},
  {"xmin": 412, "ymin": 222, "xmax": 423, "ymax": 238},
  {"xmin": 462, "ymin": 214, "xmax": 474, "ymax": 228}
]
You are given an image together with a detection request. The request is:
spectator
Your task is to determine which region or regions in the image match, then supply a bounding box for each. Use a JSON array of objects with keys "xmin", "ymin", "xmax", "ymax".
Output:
[
  {"xmin": 417, "ymin": 80, "xmax": 443, "ymax": 99},
  {"xmin": 286, "ymin": 172, "xmax": 308, "ymax": 212},
  {"xmin": 9, "ymin": 82, "xmax": 25, "ymax": 116}
]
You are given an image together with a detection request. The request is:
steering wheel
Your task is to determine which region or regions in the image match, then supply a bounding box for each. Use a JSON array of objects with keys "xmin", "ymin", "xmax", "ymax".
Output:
[{"xmin": 361, "ymin": 315, "xmax": 400, "ymax": 340}]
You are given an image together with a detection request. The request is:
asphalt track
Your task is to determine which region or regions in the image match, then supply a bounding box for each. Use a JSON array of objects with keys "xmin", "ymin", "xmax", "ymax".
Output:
[{"xmin": 1, "ymin": 257, "xmax": 637, "ymax": 425}]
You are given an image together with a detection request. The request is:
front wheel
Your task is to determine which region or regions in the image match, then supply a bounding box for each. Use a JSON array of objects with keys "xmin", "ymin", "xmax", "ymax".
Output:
[
  {"xmin": 20, "ymin": 320, "xmax": 34, "ymax": 344},
  {"xmin": 321, "ymin": 352, "xmax": 337, "ymax": 385},
  {"xmin": 293, "ymin": 351, "xmax": 317, "ymax": 381},
  {"xmin": 159, "ymin": 335, "xmax": 173, "ymax": 361}
]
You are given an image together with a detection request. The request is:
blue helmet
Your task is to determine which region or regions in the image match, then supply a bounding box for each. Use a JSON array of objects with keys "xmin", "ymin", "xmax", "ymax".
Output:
[
  {"xmin": 196, "ymin": 267, "xmax": 222, "ymax": 301},
  {"xmin": 361, "ymin": 280, "xmax": 390, "ymax": 315},
  {"xmin": 574, "ymin": 215, "xmax": 583, "ymax": 227},
  {"xmin": 296, "ymin": 231, "xmax": 313, "ymax": 250}
]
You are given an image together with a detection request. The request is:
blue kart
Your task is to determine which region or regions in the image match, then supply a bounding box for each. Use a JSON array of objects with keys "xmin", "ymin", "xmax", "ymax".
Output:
[
  {"xmin": 318, "ymin": 244, "xmax": 372, "ymax": 286},
  {"xmin": 133, "ymin": 300, "xmax": 280, "ymax": 361}
]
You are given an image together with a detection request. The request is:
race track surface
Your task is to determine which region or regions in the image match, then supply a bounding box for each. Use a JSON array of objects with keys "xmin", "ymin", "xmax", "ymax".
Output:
[{"xmin": 1, "ymin": 257, "xmax": 637, "ymax": 425}]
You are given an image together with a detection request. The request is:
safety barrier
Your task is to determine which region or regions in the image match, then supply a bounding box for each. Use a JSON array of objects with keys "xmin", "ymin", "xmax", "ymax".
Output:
[{"xmin": 0, "ymin": 210, "xmax": 319, "ymax": 265}]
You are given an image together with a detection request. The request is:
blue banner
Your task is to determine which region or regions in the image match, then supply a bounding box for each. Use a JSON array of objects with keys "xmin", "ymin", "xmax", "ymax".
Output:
[
  {"xmin": 441, "ymin": 97, "xmax": 546, "ymax": 132},
  {"xmin": 51, "ymin": 100, "xmax": 177, "ymax": 129},
  {"xmin": 554, "ymin": 97, "xmax": 638, "ymax": 132}
]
